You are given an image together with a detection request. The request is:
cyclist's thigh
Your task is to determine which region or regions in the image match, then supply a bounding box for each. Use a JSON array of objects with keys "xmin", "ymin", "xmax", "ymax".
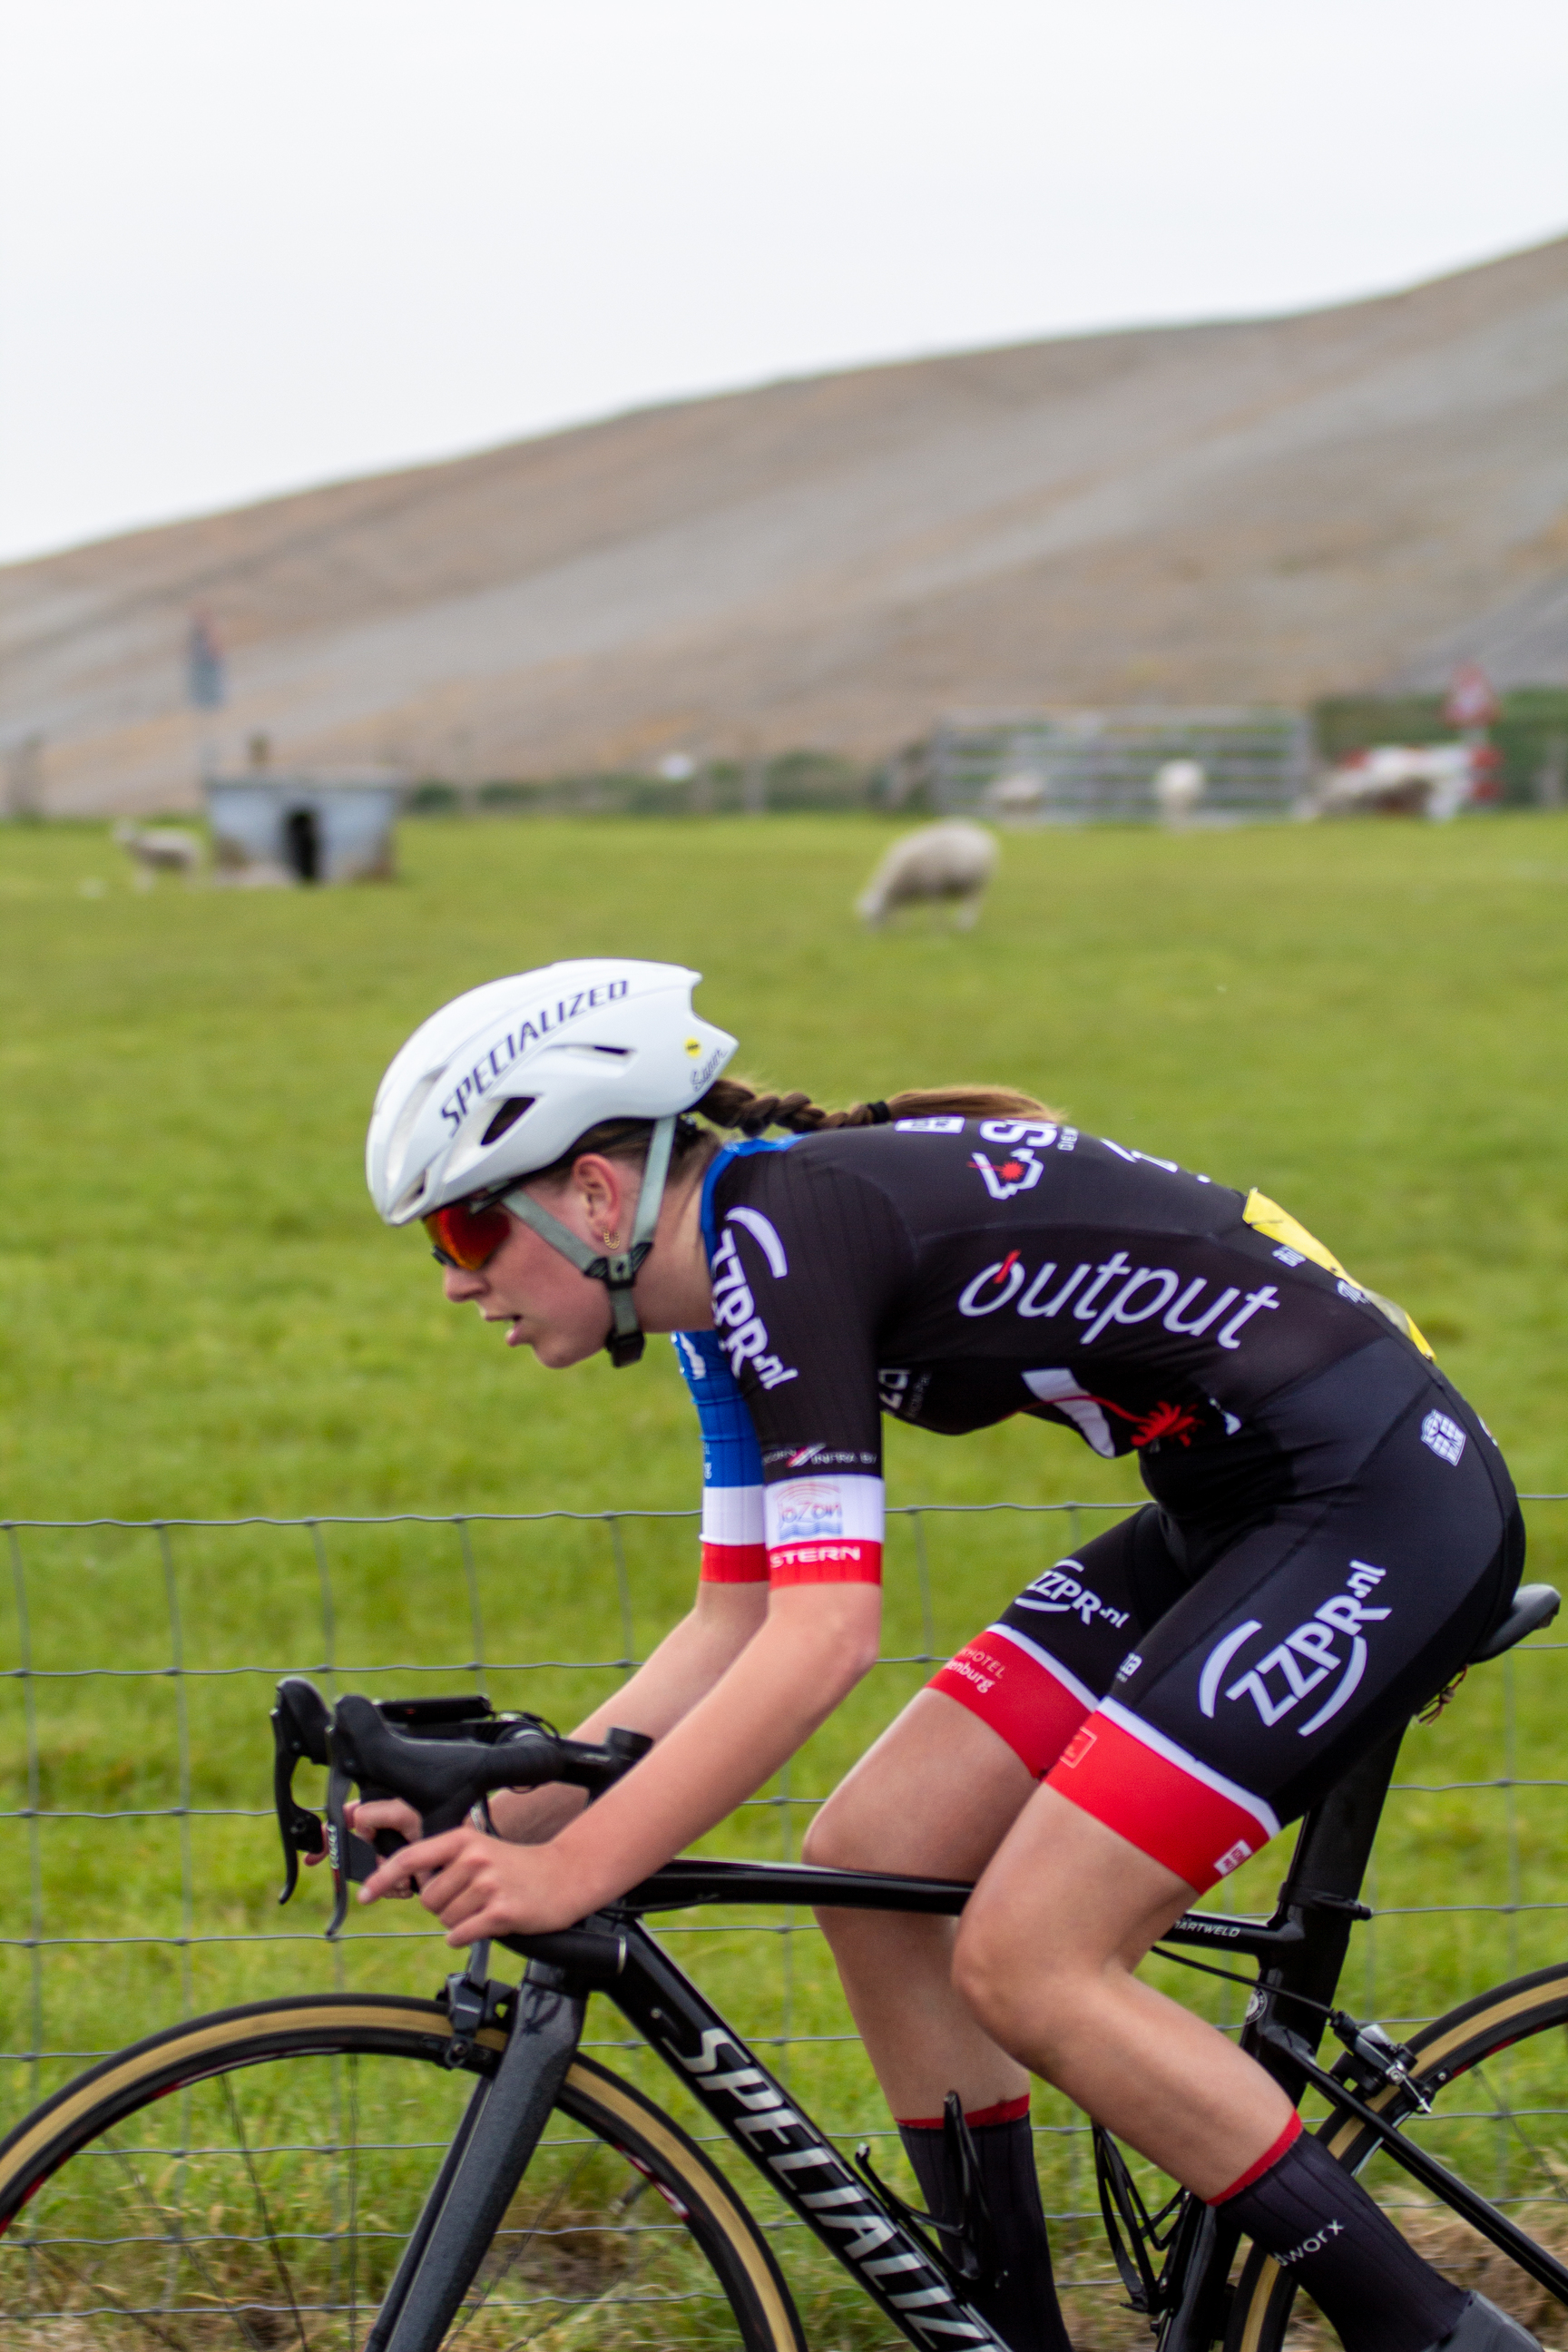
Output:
[
  {"xmin": 1044, "ymin": 1372, "xmax": 1521, "ymax": 1895},
  {"xmin": 808, "ymin": 1685, "xmax": 1039, "ymax": 1877},
  {"xmin": 923, "ymin": 1504, "xmax": 1189, "ymax": 1778},
  {"xmin": 808, "ymin": 1512, "xmax": 1181, "ymax": 1877}
]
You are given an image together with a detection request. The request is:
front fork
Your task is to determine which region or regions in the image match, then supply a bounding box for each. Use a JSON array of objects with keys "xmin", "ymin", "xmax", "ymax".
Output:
[{"xmin": 367, "ymin": 1955, "xmax": 587, "ymax": 2352}]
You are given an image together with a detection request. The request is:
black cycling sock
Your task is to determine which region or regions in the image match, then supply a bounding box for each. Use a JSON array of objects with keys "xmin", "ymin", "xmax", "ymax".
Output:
[
  {"xmin": 1216, "ymin": 2122, "xmax": 1468, "ymax": 2352},
  {"xmin": 898, "ymin": 2104, "xmax": 1072, "ymax": 2352}
]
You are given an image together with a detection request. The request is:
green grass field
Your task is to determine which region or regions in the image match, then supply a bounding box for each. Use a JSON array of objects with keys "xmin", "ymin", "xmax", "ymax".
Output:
[{"xmin": 2, "ymin": 810, "xmax": 1567, "ymax": 2345}]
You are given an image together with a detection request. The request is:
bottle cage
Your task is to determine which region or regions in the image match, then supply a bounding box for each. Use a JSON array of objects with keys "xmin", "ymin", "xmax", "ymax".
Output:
[{"xmin": 500, "ymin": 1113, "xmax": 677, "ymax": 1367}]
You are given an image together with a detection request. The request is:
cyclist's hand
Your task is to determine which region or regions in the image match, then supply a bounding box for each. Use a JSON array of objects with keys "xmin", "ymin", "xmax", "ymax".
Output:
[
  {"xmin": 346, "ymin": 1796, "xmax": 423, "ymax": 1893},
  {"xmin": 358, "ymin": 1824, "xmax": 580, "ymax": 1944}
]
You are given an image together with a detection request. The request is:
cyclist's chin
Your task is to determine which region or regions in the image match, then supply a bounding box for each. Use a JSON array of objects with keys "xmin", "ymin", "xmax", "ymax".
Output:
[{"xmin": 517, "ymin": 1321, "xmax": 606, "ymax": 1370}]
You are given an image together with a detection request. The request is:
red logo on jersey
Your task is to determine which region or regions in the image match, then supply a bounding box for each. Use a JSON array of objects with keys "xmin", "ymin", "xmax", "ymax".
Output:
[{"xmin": 971, "ymin": 1148, "xmax": 1044, "ymax": 1201}]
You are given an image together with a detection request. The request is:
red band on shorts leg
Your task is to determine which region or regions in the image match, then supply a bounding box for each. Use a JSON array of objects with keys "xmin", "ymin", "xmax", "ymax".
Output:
[
  {"xmin": 1207, "ymin": 2112, "xmax": 1302, "ymax": 2205},
  {"xmin": 1044, "ymin": 1700, "xmax": 1279, "ymax": 1893},
  {"xmin": 928, "ymin": 1626, "xmax": 1094, "ymax": 1779}
]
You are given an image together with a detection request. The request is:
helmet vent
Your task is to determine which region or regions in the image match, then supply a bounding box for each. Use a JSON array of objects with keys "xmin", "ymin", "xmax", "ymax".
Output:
[{"xmin": 480, "ymin": 1095, "xmax": 536, "ymax": 1145}]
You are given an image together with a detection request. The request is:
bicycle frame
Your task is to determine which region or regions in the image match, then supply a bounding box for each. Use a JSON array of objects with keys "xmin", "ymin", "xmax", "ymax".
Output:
[{"xmin": 364, "ymin": 1713, "xmax": 1568, "ymax": 2352}]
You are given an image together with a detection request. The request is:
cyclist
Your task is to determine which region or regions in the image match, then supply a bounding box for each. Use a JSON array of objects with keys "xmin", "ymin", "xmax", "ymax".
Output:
[{"xmin": 358, "ymin": 957, "xmax": 1532, "ymax": 2352}]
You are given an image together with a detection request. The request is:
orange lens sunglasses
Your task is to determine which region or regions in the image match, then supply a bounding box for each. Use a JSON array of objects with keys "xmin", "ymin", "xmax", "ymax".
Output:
[{"xmin": 423, "ymin": 1197, "xmax": 513, "ymax": 1271}]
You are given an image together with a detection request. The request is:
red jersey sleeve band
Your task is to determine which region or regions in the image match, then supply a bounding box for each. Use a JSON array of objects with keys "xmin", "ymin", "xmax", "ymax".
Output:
[
  {"xmin": 1044, "ymin": 1698, "xmax": 1279, "ymax": 1895},
  {"xmin": 700, "ymin": 1541, "xmax": 769, "ymax": 1583},
  {"xmin": 769, "ymin": 1540, "xmax": 883, "ymax": 1586}
]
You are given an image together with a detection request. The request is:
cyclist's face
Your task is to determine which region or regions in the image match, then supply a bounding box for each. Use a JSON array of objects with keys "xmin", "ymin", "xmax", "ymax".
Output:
[{"xmin": 437, "ymin": 1168, "xmax": 623, "ymax": 1368}]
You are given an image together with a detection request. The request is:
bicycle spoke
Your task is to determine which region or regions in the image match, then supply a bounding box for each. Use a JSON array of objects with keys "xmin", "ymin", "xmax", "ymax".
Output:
[
  {"xmin": 456, "ymin": 2136, "xmax": 617, "ymax": 2343},
  {"xmin": 219, "ymin": 2073, "xmax": 311, "ymax": 2349},
  {"xmin": 1468, "ymin": 2063, "xmax": 1568, "ymax": 2214},
  {"xmin": 345, "ymin": 2053, "xmax": 361, "ymax": 2347}
]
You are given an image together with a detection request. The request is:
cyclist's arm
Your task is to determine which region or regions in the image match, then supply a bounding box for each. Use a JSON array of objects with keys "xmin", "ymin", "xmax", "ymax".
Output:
[
  {"xmin": 361, "ymin": 1184, "xmax": 895, "ymax": 1936},
  {"xmin": 485, "ymin": 1579, "xmax": 769, "ymax": 1843},
  {"xmin": 354, "ymin": 1328, "xmax": 770, "ymax": 1851},
  {"xmin": 491, "ymin": 1326, "xmax": 771, "ymax": 1841},
  {"xmin": 360, "ymin": 1580, "xmax": 880, "ymax": 1937}
]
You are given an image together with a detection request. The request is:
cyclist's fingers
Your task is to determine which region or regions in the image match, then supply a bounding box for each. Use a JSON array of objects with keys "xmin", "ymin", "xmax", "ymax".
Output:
[
  {"xmin": 359, "ymin": 1826, "xmax": 471, "ymax": 1903},
  {"xmin": 416, "ymin": 1851, "xmax": 497, "ymax": 1923},
  {"xmin": 347, "ymin": 1796, "xmax": 422, "ymax": 1844}
]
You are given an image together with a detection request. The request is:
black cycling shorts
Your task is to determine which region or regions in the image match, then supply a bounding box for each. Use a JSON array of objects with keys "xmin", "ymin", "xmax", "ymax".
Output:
[{"xmin": 930, "ymin": 1340, "xmax": 1524, "ymax": 1892}]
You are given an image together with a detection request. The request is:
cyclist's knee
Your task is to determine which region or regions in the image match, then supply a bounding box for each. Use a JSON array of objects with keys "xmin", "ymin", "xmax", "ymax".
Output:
[
  {"xmin": 952, "ymin": 1903, "xmax": 1052, "ymax": 2048},
  {"xmin": 800, "ymin": 1788, "xmax": 876, "ymax": 1872}
]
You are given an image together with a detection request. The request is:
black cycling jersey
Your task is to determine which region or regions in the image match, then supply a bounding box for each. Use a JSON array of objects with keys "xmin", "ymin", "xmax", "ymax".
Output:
[
  {"xmin": 674, "ymin": 1117, "xmax": 1520, "ymax": 1891},
  {"xmin": 682, "ymin": 1118, "xmax": 1433, "ymax": 1581}
]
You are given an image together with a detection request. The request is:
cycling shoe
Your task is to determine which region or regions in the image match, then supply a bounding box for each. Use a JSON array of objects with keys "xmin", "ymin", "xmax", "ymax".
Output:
[{"xmin": 1434, "ymin": 2293, "xmax": 1543, "ymax": 2350}]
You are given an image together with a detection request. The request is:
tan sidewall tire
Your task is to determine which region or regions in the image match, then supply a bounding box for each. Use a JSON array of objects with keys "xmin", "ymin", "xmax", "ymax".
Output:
[
  {"xmin": 1226, "ymin": 1963, "xmax": 1568, "ymax": 2351},
  {"xmin": 0, "ymin": 1993, "xmax": 804, "ymax": 2352}
]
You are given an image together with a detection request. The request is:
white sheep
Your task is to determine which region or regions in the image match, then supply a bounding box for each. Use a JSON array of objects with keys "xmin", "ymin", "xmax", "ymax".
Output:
[
  {"xmin": 857, "ymin": 820, "xmax": 999, "ymax": 931},
  {"xmin": 984, "ymin": 769, "xmax": 1045, "ymax": 823},
  {"xmin": 1153, "ymin": 759, "xmax": 1206, "ymax": 828},
  {"xmin": 113, "ymin": 822, "xmax": 203, "ymax": 888}
]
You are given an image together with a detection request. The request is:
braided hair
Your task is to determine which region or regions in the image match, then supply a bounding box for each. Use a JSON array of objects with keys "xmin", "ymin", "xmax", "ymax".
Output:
[
  {"xmin": 693, "ymin": 1077, "xmax": 1059, "ymax": 1137},
  {"xmin": 524, "ymin": 1078, "xmax": 1061, "ymax": 1191}
]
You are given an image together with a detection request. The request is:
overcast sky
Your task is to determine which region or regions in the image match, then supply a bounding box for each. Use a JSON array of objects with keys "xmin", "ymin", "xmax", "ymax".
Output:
[{"xmin": 3, "ymin": 0, "xmax": 1565, "ymax": 566}]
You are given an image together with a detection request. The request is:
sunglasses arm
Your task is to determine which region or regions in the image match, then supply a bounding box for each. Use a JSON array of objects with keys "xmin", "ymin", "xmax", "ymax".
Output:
[{"xmin": 501, "ymin": 1113, "xmax": 677, "ymax": 1368}]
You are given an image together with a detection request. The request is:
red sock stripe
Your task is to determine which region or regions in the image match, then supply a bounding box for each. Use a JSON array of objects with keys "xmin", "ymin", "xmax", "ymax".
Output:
[
  {"xmin": 928, "ymin": 1633, "xmax": 1090, "ymax": 1779},
  {"xmin": 897, "ymin": 2093, "xmax": 1031, "ymax": 2132},
  {"xmin": 1044, "ymin": 1706, "xmax": 1274, "ymax": 1893},
  {"xmin": 1207, "ymin": 2111, "xmax": 1302, "ymax": 2205}
]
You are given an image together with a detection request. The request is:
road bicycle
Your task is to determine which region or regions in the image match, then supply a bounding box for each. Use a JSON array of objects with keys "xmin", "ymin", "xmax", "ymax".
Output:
[{"xmin": 0, "ymin": 1579, "xmax": 1563, "ymax": 2351}]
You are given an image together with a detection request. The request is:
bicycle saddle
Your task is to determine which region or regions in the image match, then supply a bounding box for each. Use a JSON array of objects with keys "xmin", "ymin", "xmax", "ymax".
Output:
[{"xmin": 1469, "ymin": 1583, "xmax": 1560, "ymax": 1664}]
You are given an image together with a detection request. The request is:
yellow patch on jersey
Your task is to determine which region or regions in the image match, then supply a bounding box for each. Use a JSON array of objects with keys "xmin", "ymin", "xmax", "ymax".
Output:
[{"xmin": 1243, "ymin": 1190, "xmax": 1435, "ymax": 1361}]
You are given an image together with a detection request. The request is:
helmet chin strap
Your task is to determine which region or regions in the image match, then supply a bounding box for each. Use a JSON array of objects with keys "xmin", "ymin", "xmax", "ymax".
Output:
[{"xmin": 500, "ymin": 1114, "xmax": 678, "ymax": 1368}]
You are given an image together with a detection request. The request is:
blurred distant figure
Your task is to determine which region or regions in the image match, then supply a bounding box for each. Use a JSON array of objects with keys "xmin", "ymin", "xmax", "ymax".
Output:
[
  {"xmin": 857, "ymin": 820, "xmax": 998, "ymax": 930},
  {"xmin": 113, "ymin": 821, "xmax": 202, "ymax": 887},
  {"xmin": 187, "ymin": 613, "xmax": 225, "ymax": 710},
  {"xmin": 1154, "ymin": 759, "xmax": 1205, "ymax": 828}
]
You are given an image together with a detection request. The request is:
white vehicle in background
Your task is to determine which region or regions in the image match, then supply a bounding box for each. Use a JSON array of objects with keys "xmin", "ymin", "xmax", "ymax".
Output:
[{"xmin": 1312, "ymin": 741, "xmax": 1500, "ymax": 823}]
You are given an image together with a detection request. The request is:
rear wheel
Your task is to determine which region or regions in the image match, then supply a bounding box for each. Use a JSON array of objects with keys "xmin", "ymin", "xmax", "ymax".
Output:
[
  {"xmin": 0, "ymin": 1993, "xmax": 805, "ymax": 2349},
  {"xmin": 1227, "ymin": 1962, "xmax": 1568, "ymax": 2350}
]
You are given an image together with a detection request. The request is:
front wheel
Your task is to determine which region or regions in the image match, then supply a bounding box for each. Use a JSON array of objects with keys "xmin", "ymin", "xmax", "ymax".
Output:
[
  {"xmin": 0, "ymin": 1992, "xmax": 805, "ymax": 2349},
  {"xmin": 1227, "ymin": 1961, "xmax": 1568, "ymax": 2350}
]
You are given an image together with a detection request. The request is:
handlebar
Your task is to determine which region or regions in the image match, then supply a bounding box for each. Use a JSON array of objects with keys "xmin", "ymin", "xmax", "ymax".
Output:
[{"xmin": 270, "ymin": 1677, "xmax": 652, "ymax": 1937}]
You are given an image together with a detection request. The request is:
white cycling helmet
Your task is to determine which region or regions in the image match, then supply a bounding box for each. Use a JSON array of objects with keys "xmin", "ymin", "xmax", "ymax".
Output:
[{"xmin": 367, "ymin": 958, "xmax": 737, "ymax": 1366}]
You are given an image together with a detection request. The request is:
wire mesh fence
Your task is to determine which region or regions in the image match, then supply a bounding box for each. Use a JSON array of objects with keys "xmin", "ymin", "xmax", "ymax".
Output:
[
  {"xmin": 2, "ymin": 1496, "xmax": 1564, "ymax": 2342},
  {"xmin": 927, "ymin": 707, "xmax": 1314, "ymax": 825}
]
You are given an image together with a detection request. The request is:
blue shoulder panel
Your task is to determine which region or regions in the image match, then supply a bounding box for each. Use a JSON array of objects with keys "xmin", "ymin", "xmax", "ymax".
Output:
[{"xmin": 671, "ymin": 1328, "xmax": 763, "ymax": 1494}]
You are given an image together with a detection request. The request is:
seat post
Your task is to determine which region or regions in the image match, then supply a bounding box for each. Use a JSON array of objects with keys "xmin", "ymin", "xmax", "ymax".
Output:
[{"xmin": 1240, "ymin": 1720, "xmax": 1406, "ymax": 2097}]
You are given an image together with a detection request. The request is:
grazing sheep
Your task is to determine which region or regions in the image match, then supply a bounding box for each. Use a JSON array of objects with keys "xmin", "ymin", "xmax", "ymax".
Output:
[
  {"xmin": 113, "ymin": 822, "xmax": 203, "ymax": 887},
  {"xmin": 1153, "ymin": 759, "xmax": 1205, "ymax": 828},
  {"xmin": 857, "ymin": 820, "xmax": 998, "ymax": 931}
]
